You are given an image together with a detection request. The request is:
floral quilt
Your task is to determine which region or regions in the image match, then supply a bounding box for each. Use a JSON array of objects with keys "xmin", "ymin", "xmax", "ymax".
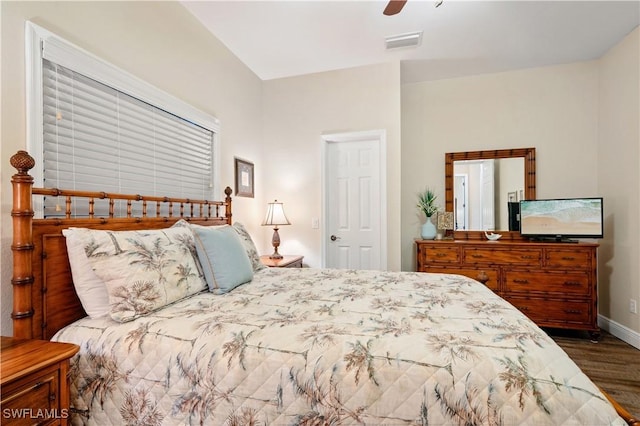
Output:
[{"xmin": 52, "ymin": 268, "xmax": 625, "ymax": 425}]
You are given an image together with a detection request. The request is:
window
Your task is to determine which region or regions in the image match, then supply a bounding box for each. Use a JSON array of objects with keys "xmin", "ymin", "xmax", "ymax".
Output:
[{"xmin": 26, "ymin": 22, "xmax": 220, "ymax": 217}]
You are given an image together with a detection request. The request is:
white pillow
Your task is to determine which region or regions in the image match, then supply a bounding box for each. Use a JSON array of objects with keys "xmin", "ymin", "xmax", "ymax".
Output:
[{"xmin": 62, "ymin": 228, "xmax": 110, "ymax": 318}]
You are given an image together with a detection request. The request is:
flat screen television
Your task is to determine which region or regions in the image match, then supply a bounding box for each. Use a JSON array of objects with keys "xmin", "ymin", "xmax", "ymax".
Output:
[{"xmin": 519, "ymin": 197, "xmax": 604, "ymax": 242}]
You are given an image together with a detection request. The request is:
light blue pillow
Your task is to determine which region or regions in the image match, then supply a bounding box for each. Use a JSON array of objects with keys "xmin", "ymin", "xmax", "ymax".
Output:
[{"xmin": 191, "ymin": 225, "xmax": 254, "ymax": 294}]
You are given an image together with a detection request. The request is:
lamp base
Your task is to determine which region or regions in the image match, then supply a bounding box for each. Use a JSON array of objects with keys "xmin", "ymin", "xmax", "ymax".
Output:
[{"xmin": 270, "ymin": 227, "xmax": 282, "ymax": 259}]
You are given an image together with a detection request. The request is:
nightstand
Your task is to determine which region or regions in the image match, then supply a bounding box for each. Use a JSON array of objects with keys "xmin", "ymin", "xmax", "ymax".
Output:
[
  {"xmin": 260, "ymin": 255, "xmax": 304, "ymax": 268},
  {"xmin": 1, "ymin": 337, "xmax": 79, "ymax": 425}
]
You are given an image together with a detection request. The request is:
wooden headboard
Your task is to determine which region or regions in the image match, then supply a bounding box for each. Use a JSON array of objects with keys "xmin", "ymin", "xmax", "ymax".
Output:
[{"xmin": 10, "ymin": 150, "xmax": 233, "ymax": 340}]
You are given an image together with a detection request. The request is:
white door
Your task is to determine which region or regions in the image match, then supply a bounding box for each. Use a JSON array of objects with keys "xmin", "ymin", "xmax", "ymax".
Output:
[{"xmin": 323, "ymin": 131, "xmax": 385, "ymax": 270}]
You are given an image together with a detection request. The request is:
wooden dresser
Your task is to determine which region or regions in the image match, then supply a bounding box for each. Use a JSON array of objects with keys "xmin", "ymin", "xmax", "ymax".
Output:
[
  {"xmin": 1, "ymin": 337, "xmax": 79, "ymax": 425},
  {"xmin": 415, "ymin": 240, "xmax": 599, "ymax": 337}
]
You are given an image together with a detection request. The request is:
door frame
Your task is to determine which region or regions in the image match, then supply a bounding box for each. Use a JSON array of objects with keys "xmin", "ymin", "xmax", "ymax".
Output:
[{"xmin": 321, "ymin": 129, "xmax": 387, "ymax": 269}]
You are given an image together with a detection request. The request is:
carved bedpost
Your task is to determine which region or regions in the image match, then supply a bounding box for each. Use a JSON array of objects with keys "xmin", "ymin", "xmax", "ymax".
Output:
[
  {"xmin": 224, "ymin": 186, "xmax": 233, "ymax": 224},
  {"xmin": 10, "ymin": 150, "xmax": 36, "ymax": 339}
]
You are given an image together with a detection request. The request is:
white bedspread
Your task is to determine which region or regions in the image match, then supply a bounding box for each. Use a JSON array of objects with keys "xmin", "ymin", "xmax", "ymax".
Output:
[{"xmin": 53, "ymin": 268, "xmax": 625, "ymax": 425}]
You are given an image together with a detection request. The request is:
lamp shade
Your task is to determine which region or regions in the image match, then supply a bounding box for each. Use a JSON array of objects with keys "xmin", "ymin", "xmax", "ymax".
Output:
[{"xmin": 262, "ymin": 200, "xmax": 290, "ymax": 226}]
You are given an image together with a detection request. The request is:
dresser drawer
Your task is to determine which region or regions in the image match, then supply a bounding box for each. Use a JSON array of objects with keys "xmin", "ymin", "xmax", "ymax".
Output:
[
  {"xmin": 419, "ymin": 245, "xmax": 460, "ymax": 265},
  {"xmin": 462, "ymin": 248, "xmax": 542, "ymax": 266},
  {"xmin": 504, "ymin": 271, "xmax": 591, "ymax": 296},
  {"xmin": 545, "ymin": 249, "xmax": 593, "ymax": 268},
  {"xmin": 421, "ymin": 266, "xmax": 499, "ymax": 291},
  {"xmin": 506, "ymin": 296, "xmax": 592, "ymax": 326}
]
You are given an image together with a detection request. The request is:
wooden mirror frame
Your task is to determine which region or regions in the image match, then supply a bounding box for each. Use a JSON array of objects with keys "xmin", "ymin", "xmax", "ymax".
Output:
[{"xmin": 445, "ymin": 147, "xmax": 536, "ymax": 240}]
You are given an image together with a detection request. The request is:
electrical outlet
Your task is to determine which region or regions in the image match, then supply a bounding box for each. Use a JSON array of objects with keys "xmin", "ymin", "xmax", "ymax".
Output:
[{"xmin": 630, "ymin": 299, "xmax": 638, "ymax": 315}]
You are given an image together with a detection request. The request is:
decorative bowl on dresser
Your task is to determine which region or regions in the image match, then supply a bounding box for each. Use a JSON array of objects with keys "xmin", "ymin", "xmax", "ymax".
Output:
[
  {"xmin": 415, "ymin": 239, "xmax": 600, "ymax": 339},
  {"xmin": 1, "ymin": 337, "xmax": 79, "ymax": 425}
]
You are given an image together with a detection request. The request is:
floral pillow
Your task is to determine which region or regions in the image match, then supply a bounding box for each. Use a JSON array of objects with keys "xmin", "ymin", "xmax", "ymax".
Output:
[
  {"xmin": 232, "ymin": 222, "xmax": 267, "ymax": 272},
  {"xmin": 82, "ymin": 227, "xmax": 207, "ymax": 322}
]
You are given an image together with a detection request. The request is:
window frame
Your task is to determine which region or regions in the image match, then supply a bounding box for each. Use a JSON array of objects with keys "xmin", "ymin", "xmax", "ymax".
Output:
[{"xmin": 25, "ymin": 21, "xmax": 221, "ymax": 209}]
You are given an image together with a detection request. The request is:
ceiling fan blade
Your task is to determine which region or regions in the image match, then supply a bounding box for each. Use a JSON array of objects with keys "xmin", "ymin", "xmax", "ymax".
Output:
[{"xmin": 383, "ymin": 0, "xmax": 407, "ymax": 16}]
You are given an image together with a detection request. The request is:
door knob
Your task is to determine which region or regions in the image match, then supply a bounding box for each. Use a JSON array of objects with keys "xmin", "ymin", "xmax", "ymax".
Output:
[{"xmin": 330, "ymin": 235, "xmax": 340, "ymax": 241}]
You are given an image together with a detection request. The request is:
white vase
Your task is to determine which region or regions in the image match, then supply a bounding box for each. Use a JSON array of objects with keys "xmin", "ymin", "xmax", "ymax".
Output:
[{"xmin": 421, "ymin": 216, "xmax": 437, "ymax": 240}]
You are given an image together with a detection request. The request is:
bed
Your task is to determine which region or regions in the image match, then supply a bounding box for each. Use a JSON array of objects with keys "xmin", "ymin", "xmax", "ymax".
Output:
[{"xmin": 9, "ymin": 150, "xmax": 639, "ymax": 425}]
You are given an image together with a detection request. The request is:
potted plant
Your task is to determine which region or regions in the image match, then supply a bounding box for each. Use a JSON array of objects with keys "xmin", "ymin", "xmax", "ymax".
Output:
[{"xmin": 417, "ymin": 188, "xmax": 438, "ymax": 239}]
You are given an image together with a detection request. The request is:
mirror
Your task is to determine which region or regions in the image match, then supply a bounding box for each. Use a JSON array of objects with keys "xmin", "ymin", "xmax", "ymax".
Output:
[{"xmin": 445, "ymin": 148, "xmax": 536, "ymax": 239}]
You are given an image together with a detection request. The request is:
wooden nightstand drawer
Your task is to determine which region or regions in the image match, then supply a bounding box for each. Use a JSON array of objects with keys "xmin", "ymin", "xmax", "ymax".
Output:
[
  {"xmin": 1, "ymin": 365, "xmax": 60, "ymax": 425},
  {"xmin": 1, "ymin": 338, "xmax": 78, "ymax": 426}
]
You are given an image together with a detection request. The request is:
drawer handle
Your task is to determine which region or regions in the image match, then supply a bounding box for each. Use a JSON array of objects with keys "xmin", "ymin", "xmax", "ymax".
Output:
[
  {"xmin": 565, "ymin": 309, "xmax": 582, "ymax": 315},
  {"xmin": 513, "ymin": 279, "xmax": 529, "ymax": 284},
  {"xmin": 563, "ymin": 281, "xmax": 582, "ymax": 287},
  {"xmin": 520, "ymin": 255, "xmax": 536, "ymax": 260},
  {"xmin": 561, "ymin": 256, "xmax": 576, "ymax": 261},
  {"xmin": 435, "ymin": 253, "xmax": 447, "ymax": 257},
  {"xmin": 517, "ymin": 306, "xmax": 529, "ymax": 311},
  {"xmin": 470, "ymin": 254, "xmax": 484, "ymax": 259}
]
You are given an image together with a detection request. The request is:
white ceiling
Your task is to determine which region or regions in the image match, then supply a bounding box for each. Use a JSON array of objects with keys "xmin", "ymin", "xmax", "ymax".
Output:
[{"xmin": 182, "ymin": 0, "xmax": 640, "ymax": 83}]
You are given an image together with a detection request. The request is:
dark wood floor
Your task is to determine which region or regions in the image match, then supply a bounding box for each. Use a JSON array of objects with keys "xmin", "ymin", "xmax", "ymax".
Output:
[{"xmin": 548, "ymin": 328, "xmax": 640, "ymax": 419}]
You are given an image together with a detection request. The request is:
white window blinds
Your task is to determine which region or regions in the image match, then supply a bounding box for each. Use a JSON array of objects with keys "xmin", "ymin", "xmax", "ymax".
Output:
[
  {"xmin": 27, "ymin": 22, "xmax": 220, "ymax": 218},
  {"xmin": 42, "ymin": 59, "xmax": 215, "ymax": 217}
]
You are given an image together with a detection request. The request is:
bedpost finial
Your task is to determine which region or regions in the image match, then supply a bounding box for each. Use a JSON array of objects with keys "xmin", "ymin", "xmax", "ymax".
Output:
[
  {"xmin": 10, "ymin": 151, "xmax": 35, "ymax": 174},
  {"xmin": 224, "ymin": 186, "xmax": 232, "ymax": 197}
]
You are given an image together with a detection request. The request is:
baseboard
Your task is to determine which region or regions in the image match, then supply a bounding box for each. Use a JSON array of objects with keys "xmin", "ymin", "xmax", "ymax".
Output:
[{"xmin": 598, "ymin": 314, "xmax": 640, "ymax": 350}]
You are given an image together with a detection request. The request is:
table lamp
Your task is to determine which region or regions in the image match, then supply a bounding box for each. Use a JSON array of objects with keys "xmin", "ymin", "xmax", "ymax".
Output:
[{"xmin": 262, "ymin": 200, "xmax": 290, "ymax": 259}]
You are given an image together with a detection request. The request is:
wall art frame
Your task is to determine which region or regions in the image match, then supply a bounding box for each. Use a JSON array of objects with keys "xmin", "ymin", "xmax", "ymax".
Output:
[{"xmin": 235, "ymin": 157, "xmax": 254, "ymax": 198}]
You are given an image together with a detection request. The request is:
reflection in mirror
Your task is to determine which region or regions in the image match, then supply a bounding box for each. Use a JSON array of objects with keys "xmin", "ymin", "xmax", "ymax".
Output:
[
  {"xmin": 445, "ymin": 148, "xmax": 536, "ymax": 239},
  {"xmin": 453, "ymin": 158, "xmax": 523, "ymax": 231}
]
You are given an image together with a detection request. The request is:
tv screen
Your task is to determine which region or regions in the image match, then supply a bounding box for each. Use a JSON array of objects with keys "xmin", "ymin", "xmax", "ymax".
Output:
[{"xmin": 519, "ymin": 197, "xmax": 604, "ymax": 240}]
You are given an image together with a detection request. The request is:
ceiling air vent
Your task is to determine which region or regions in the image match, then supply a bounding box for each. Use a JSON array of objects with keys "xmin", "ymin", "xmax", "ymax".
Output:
[{"xmin": 385, "ymin": 31, "xmax": 423, "ymax": 50}]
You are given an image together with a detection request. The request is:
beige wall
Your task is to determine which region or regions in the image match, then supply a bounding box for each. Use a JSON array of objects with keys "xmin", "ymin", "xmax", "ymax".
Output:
[
  {"xmin": 597, "ymin": 27, "xmax": 640, "ymax": 338},
  {"xmin": 401, "ymin": 62, "xmax": 599, "ymax": 270},
  {"xmin": 261, "ymin": 62, "xmax": 403, "ymax": 270},
  {"xmin": 0, "ymin": 1, "xmax": 265, "ymax": 336}
]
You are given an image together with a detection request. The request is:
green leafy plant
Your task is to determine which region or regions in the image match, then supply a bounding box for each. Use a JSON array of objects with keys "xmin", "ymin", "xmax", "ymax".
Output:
[{"xmin": 417, "ymin": 188, "xmax": 438, "ymax": 218}]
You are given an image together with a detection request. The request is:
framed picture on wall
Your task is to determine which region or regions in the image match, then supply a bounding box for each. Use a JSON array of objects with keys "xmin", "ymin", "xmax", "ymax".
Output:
[{"xmin": 235, "ymin": 158, "xmax": 254, "ymax": 198}]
